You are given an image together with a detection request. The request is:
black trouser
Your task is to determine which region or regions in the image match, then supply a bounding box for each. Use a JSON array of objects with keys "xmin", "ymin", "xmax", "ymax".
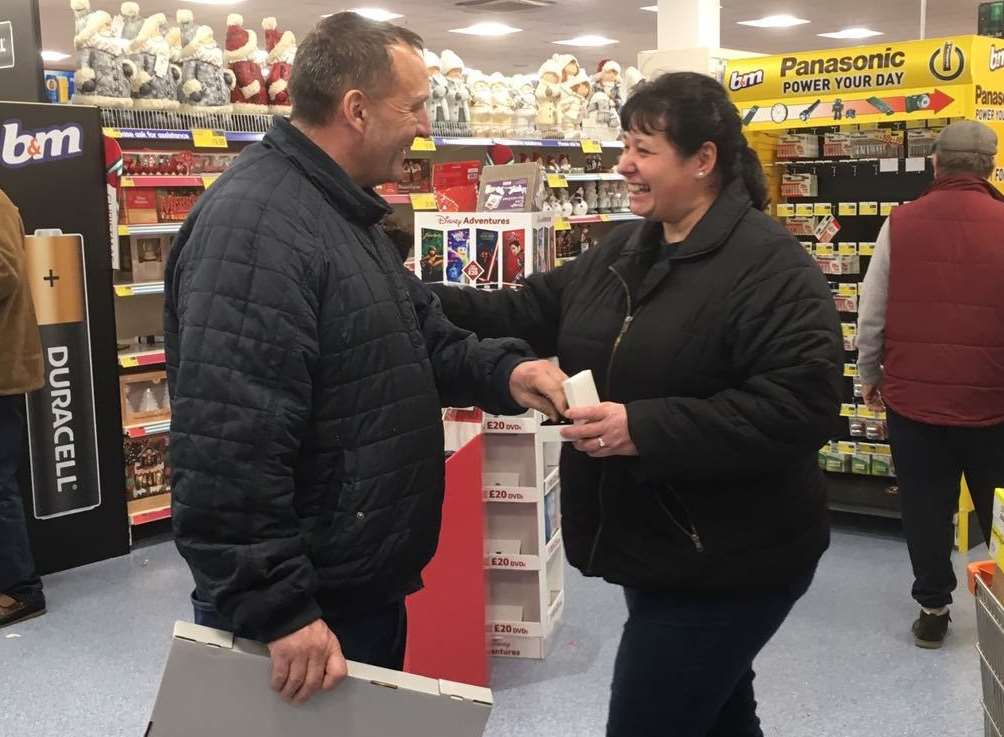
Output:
[
  {"xmin": 606, "ymin": 567, "xmax": 815, "ymax": 737},
  {"xmin": 0, "ymin": 394, "xmax": 43, "ymax": 600},
  {"xmin": 192, "ymin": 593, "xmax": 408, "ymax": 670},
  {"xmin": 887, "ymin": 408, "xmax": 1004, "ymax": 609}
]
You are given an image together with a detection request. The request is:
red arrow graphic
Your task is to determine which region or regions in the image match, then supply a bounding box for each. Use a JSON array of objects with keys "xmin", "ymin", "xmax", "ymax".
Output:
[{"xmin": 928, "ymin": 89, "xmax": 954, "ymax": 113}]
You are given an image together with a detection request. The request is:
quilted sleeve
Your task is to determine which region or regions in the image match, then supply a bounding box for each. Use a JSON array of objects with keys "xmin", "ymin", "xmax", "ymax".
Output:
[
  {"xmin": 627, "ymin": 238, "xmax": 844, "ymax": 481},
  {"xmin": 166, "ymin": 212, "xmax": 323, "ymax": 643},
  {"xmin": 407, "ymin": 273, "xmax": 536, "ymax": 415}
]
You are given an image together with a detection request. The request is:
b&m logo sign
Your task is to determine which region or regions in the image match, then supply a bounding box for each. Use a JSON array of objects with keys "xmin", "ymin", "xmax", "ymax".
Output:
[
  {"xmin": 729, "ymin": 68, "xmax": 765, "ymax": 92},
  {"xmin": 1, "ymin": 119, "xmax": 84, "ymax": 168}
]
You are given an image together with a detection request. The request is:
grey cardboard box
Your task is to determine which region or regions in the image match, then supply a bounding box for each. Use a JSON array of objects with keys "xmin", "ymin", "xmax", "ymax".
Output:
[{"xmin": 147, "ymin": 622, "xmax": 493, "ymax": 737}]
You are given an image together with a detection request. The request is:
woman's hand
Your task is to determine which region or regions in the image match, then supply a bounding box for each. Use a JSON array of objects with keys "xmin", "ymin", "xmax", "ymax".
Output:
[{"xmin": 561, "ymin": 403, "xmax": 639, "ymax": 458}]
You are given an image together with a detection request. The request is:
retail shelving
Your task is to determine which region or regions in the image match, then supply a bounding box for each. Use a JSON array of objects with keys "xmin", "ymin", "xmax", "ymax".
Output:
[
  {"xmin": 119, "ymin": 223, "xmax": 182, "ymax": 237},
  {"xmin": 124, "ymin": 420, "xmax": 171, "ymax": 439},
  {"xmin": 118, "ymin": 348, "xmax": 166, "ymax": 369},
  {"xmin": 482, "ymin": 411, "xmax": 565, "ymax": 659},
  {"xmin": 114, "ymin": 281, "xmax": 165, "ymax": 297}
]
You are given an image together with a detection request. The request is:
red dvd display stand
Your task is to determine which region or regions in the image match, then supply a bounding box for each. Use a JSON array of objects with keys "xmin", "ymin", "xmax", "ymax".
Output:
[{"xmin": 404, "ymin": 432, "xmax": 488, "ymax": 687}]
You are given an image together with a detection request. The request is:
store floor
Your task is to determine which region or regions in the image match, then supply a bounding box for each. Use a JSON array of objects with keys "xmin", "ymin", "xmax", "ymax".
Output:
[{"xmin": 1, "ymin": 518, "xmax": 986, "ymax": 737}]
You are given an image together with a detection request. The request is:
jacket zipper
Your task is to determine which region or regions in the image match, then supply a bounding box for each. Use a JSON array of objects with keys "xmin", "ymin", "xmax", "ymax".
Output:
[
  {"xmin": 586, "ymin": 265, "xmax": 636, "ymax": 574},
  {"xmin": 656, "ymin": 488, "xmax": 705, "ymax": 552}
]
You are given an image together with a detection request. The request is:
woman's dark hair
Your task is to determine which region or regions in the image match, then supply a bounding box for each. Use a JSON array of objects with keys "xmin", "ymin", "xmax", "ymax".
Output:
[{"xmin": 620, "ymin": 72, "xmax": 768, "ymax": 210}]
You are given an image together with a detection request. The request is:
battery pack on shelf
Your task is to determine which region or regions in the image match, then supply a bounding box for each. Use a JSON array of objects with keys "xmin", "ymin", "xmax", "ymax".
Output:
[
  {"xmin": 777, "ymin": 134, "xmax": 820, "ymax": 160},
  {"xmin": 781, "ymin": 173, "xmax": 818, "ymax": 198}
]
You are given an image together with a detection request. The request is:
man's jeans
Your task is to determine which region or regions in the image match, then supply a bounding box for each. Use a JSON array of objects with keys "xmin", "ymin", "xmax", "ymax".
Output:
[{"xmin": 0, "ymin": 394, "xmax": 43, "ymax": 600}]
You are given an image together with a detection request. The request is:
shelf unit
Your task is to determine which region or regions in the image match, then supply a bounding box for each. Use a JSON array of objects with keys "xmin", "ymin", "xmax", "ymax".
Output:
[{"xmin": 481, "ymin": 412, "xmax": 565, "ymax": 659}]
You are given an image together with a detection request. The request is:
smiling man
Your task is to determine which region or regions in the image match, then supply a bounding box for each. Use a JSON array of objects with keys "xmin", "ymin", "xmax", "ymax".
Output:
[{"xmin": 165, "ymin": 11, "xmax": 567, "ymax": 706}]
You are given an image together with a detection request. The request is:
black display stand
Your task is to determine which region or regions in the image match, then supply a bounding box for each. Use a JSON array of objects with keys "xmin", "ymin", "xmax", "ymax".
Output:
[
  {"xmin": 2, "ymin": 101, "xmax": 130, "ymax": 574},
  {"xmin": 0, "ymin": 0, "xmax": 46, "ymax": 104}
]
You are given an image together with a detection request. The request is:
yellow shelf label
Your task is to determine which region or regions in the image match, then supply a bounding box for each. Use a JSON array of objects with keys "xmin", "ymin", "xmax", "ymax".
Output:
[
  {"xmin": 796, "ymin": 203, "xmax": 815, "ymax": 217},
  {"xmin": 859, "ymin": 202, "xmax": 879, "ymax": 216},
  {"xmin": 838, "ymin": 441, "xmax": 858, "ymax": 454},
  {"xmin": 838, "ymin": 242, "xmax": 858, "ymax": 256},
  {"xmin": 815, "ymin": 244, "xmax": 835, "ymax": 257},
  {"xmin": 547, "ymin": 174, "xmax": 568, "ymax": 188},
  {"xmin": 599, "ymin": 214, "xmax": 611, "ymax": 222},
  {"xmin": 858, "ymin": 242, "xmax": 876, "ymax": 256},
  {"xmin": 554, "ymin": 218, "xmax": 571, "ymax": 231},
  {"xmin": 857, "ymin": 406, "xmax": 876, "ymax": 419},
  {"xmin": 120, "ymin": 176, "xmax": 136, "ymax": 188},
  {"xmin": 120, "ymin": 356, "xmax": 139, "ymax": 368},
  {"xmin": 117, "ymin": 225, "xmax": 129, "ymax": 236},
  {"xmin": 776, "ymin": 203, "xmax": 795, "ymax": 217},
  {"xmin": 838, "ymin": 283, "xmax": 859, "ymax": 297},
  {"xmin": 880, "ymin": 202, "xmax": 898, "ymax": 216},
  {"xmin": 813, "ymin": 203, "xmax": 832, "ymax": 216},
  {"xmin": 411, "ymin": 137, "xmax": 437, "ymax": 152},
  {"xmin": 844, "ymin": 363, "xmax": 859, "ymax": 377},
  {"xmin": 838, "ymin": 202, "xmax": 858, "ymax": 217},
  {"xmin": 840, "ymin": 403, "xmax": 857, "ymax": 417},
  {"xmin": 201, "ymin": 174, "xmax": 220, "ymax": 188},
  {"xmin": 580, "ymin": 139, "xmax": 602, "ymax": 154},
  {"xmin": 114, "ymin": 286, "xmax": 134, "ymax": 297},
  {"xmin": 103, "ymin": 127, "xmax": 122, "ymax": 138},
  {"xmin": 859, "ymin": 122, "xmax": 879, "ymax": 130},
  {"xmin": 191, "ymin": 128, "xmax": 228, "ymax": 148},
  {"xmin": 929, "ymin": 118, "xmax": 948, "ymax": 128},
  {"xmin": 842, "ymin": 323, "xmax": 857, "ymax": 336},
  {"xmin": 906, "ymin": 119, "xmax": 927, "ymax": 129},
  {"xmin": 409, "ymin": 193, "xmax": 438, "ymax": 210}
]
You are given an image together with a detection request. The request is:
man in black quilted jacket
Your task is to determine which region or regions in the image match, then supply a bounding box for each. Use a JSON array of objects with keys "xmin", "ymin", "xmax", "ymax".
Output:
[{"xmin": 164, "ymin": 12, "xmax": 567, "ymax": 704}]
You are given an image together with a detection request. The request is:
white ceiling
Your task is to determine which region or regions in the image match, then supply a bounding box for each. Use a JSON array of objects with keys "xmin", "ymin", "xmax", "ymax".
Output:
[{"xmin": 39, "ymin": 0, "xmax": 989, "ymax": 76}]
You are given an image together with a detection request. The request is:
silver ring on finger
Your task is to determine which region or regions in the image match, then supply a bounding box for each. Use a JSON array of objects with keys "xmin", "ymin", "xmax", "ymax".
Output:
[{"xmin": 597, "ymin": 437, "xmax": 606, "ymax": 449}]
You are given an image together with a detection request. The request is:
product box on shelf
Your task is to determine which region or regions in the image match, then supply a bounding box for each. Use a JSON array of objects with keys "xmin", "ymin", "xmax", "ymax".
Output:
[
  {"xmin": 120, "ymin": 370, "xmax": 171, "ymax": 427},
  {"xmin": 433, "ymin": 161, "xmax": 484, "ymax": 212},
  {"xmin": 907, "ymin": 129, "xmax": 940, "ymax": 158},
  {"xmin": 849, "ymin": 130, "xmax": 904, "ymax": 159},
  {"xmin": 124, "ymin": 435, "xmax": 171, "ymax": 502},
  {"xmin": 414, "ymin": 211, "xmax": 555, "ymax": 287},
  {"xmin": 156, "ymin": 189, "xmax": 199, "ymax": 222},
  {"xmin": 377, "ymin": 159, "xmax": 433, "ymax": 195},
  {"xmin": 123, "ymin": 150, "xmax": 195, "ymax": 176},
  {"xmin": 121, "ymin": 188, "xmax": 159, "ymax": 224},
  {"xmin": 781, "ymin": 173, "xmax": 818, "ymax": 198},
  {"xmin": 777, "ymin": 134, "xmax": 820, "ymax": 160},
  {"xmin": 477, "ymin": 163, "xmax": 546, "ymax": 213},
  {"xmin": 148, "ymin": 622, "xmax": 493, "ymax": 737},
  {"xmin": 130, "ymin": 235, "xmax": 171, "ymax": 283},
  {"xmin": 783, "ymin": 216, "xmax": 817, "ymax": 237},
  {"xmin": 823, "ymin": 133, "xmax": 853, "ymax": 158}
]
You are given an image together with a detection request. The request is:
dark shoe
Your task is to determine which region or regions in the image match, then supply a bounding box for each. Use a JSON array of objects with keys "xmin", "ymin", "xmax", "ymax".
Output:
[
  {"xmin": 0, "ymin": 593, "xmax": 46, "ymax": 628},
  {"xmin": 912, "ymin": 609, "xmax": 950, "ymax": 649}
]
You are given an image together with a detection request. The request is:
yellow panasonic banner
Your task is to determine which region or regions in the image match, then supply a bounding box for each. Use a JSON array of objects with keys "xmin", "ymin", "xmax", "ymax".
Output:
[
  {"xmin": 969, "ymin": 36, "xmax": 1004, "ymax": 191},
  {"xmin": 726, "ymin": 37, "xmax": 977, "ymax": 130}
]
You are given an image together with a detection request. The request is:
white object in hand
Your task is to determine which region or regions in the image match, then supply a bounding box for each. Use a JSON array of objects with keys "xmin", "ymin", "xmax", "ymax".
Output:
[{"xmin": 562, "ymin": 369, "xmax": 600, "ymax": 409}]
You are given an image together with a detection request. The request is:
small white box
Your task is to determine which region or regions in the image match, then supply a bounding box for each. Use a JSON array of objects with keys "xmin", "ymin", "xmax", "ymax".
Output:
[{"xmin": 563, "ymin": 370, "xmax": 600, "ymax": 409}]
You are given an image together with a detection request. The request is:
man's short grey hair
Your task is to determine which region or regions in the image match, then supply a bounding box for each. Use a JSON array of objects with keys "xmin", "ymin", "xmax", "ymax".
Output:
[
  {"xmin": 937, "ymin": 150, "xmax": 996, "ymax": 179},
  {"xmin": 289, "ymin": 12, "xmax": 423, "ymax": 127}
]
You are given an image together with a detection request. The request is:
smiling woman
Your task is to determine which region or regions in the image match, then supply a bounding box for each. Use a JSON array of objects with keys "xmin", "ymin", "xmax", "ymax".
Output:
[{"xmin": 432, "ymin": 71, "xmax": 844, "ymax": 737}]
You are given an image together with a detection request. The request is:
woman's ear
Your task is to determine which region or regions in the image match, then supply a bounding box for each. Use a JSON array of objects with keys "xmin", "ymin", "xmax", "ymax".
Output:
[{"xmin": 696, "ymin": 141, "xmax": 718, "ymax": 177}]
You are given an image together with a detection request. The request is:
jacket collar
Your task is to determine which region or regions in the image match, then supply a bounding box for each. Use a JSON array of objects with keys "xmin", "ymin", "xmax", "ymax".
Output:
[
  {"xmin": 620, "ymin": 177, "xmax": 753, "ymax": 260},
  {"xmin": 925, "ymin": 175, "xmax": 1004, "ymax": 203},
  {"xmin": 263, "ymin": 117, "xmax": 391, "ymax": 227}
]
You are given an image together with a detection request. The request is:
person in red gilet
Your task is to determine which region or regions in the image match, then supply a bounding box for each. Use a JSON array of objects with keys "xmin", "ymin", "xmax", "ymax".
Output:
[{"xmin": 858, "ymin": 120, "xmax": 1004, "ymax": 649}]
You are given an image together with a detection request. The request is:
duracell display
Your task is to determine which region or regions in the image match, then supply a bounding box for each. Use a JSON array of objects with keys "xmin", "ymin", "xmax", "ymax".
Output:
[
  {"xmin": 23, "ymin": 230, "xmax": 101, "ymax": 520},
  {"xmin": 3, "ymin": 101, "xmax": 129, "ymax": 574}
]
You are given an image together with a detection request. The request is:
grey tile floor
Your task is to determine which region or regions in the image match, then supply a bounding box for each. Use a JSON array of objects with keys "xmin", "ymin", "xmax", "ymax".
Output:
[{"xmin": 0, "ymin": 520, "xmax": 987, "ymax": 737}]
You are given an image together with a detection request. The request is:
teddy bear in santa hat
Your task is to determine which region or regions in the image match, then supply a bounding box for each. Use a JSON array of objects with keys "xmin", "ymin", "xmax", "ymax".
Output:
[
  {"xmin": 261, "ymin": 17, "xmax": 296, "ymax": 116},
  {"xmin": 224, "ymin": 14, "xmax": 268, "ymax": 114}
]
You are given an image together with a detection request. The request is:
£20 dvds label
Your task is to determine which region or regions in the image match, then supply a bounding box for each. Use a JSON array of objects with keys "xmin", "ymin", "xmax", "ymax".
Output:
[{"xmin": 24, "ymin": 230, "xmax": 101, "ymax": 519}]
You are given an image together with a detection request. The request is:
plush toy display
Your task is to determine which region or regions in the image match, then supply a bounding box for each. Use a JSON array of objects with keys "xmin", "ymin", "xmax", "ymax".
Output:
[
  {"xmin": 441, "ymin": 50, "xmax": 471, "ymax": 134},
  {"xmin": 176, "ymin": 24, "xmax": 234, "ymax": 113},
  {"xmin": 594, "ymin": 59, "xmax": 623, "ymax": 112},
  {"xmin": 223, "ymin": 14, "xmax": 268, "ymax": 114},
  {"xmin": 489, "ymin": 72, "xmax": 513, "ymax": 137},
  {"xmin": 113, "ymin": 1, "xmax": 144, "ymax": 41},
  {"xmin": 560, "ymin": 69, "xmax": 591, "ymax": 139},
  {"xmin": 555, "ymin": 53, "xmax": 581, "ymax": 83},
  {"xmin": 469, "ymin": 71, "xmax": 493, "ymax": 136},
  {"xmin": 262, "ymin": 17, "xmax": 295, "ymax": 115},
  {"xmin": 127, "ymin": 11, "xmax": 180, "ymax": 110},
  {"xmin": 424, "ymin": 50, "xmax": 450, "ymax": 129},
  {"xmin": 71, "ymin": 0, "xmax": 135, "ymax": 108},
  {"xmin": 512, "ymin": 75, "xmax": 537, "ymax": 138},
  {"xmin": 535, "ymin": 59, "xmax": 562, "ymax": 138}
]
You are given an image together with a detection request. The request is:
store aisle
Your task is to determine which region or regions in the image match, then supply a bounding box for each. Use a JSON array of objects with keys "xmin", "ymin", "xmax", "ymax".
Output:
[{"xmin": 0, "ymin": 522, "xmax": 984, "ymax": 737}]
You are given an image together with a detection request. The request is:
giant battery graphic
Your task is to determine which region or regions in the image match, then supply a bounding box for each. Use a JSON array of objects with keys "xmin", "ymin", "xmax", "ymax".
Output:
[{"xmin": 23, "ymin": 230, "xmax": 101, "ymax": 519}]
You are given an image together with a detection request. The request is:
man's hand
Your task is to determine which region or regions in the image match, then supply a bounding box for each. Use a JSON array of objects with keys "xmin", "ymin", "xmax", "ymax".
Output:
[
  {"xmin": 561, "ymin": 403, "xmax": 639, "ymax": 458},
  {"xmin": 862, "ymin": 383, "xmax": 884, "ymax": 412},
  {"xmin": 509, "ymin": 360, "xmax": 569, "ymax": 422},
  {"xmin": 268, "ymin": 619, "xmax": 347, "ymax": 704}
]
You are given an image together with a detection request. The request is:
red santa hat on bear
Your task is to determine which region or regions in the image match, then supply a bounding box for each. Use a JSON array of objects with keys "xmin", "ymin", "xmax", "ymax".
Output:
[
  {"xmin": 224, "ymin": 14, "xmax": 257, "ymax": 62},
  {"xmin": 262, "ymin": 17, "xmax": 296, "ymax": 63}
]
